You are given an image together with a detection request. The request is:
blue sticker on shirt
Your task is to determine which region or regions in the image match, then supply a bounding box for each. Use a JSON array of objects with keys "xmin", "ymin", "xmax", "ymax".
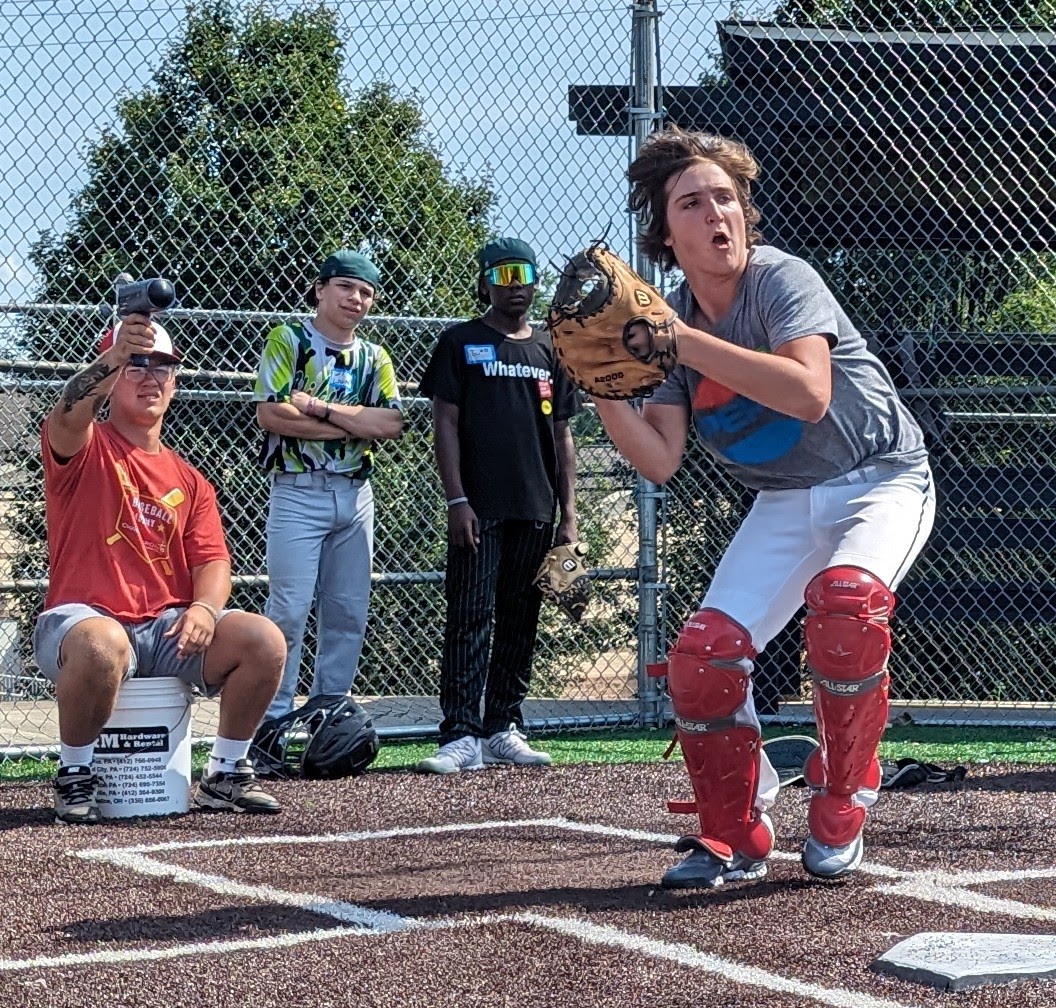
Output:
[
  {"xmin": 328, "ymin": 367, "xmax": 359, "ymax": 399},
  {"xmin": 465, "ymin": 344, "xmax": 497, "ymax": 365}
]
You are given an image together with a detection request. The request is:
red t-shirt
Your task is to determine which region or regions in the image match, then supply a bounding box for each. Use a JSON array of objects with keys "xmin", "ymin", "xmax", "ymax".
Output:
[{"xmin": 42, "ymin": 420, "xmax": 231, "ymax": 622}]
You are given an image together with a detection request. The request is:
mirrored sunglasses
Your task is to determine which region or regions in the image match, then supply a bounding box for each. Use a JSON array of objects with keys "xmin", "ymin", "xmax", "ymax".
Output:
[{"xmin": 485, "ymin": 262, "xmax": 537, "ymax": 286}]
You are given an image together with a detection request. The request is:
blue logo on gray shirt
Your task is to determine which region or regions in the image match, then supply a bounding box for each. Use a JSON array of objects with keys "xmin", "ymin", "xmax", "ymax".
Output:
[{"xmin": 692, "ymin": 377, "xmax": 802, "ymax": 465}]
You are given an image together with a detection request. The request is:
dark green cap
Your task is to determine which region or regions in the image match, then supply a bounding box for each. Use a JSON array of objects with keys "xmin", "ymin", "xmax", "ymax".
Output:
[
  {"xmin": 477, "ymin": 237, "xmax": 537, "ymax": 272},
  {"xmin": 317, "ymin": 250, "xmax": 380, "ymax": 288},
  {"xmin": 307, "ymin": 250, "xmax": 380, "ymax": 307}
]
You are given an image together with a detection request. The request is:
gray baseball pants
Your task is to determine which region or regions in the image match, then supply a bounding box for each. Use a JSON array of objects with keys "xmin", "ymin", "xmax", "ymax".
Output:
[{"xmin": 264, "ymin": 470, "xmax": 374, "ymax": 720}]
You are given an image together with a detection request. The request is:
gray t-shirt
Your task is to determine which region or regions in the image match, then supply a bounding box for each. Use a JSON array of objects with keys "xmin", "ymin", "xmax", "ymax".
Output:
[{"xmin": 650, "ymin": 245, "xmax": 927, "ymax": 491}]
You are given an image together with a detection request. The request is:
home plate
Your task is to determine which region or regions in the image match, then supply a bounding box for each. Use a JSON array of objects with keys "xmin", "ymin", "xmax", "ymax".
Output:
[{"xmin": 871, "ymin": 932, "xmax": 1056, "ymax": 991}]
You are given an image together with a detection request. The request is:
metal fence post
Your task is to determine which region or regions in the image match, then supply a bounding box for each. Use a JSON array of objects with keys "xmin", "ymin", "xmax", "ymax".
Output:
[{"xmin": 630, "ymin": 0, "xmax": 666, "ymax": 729}]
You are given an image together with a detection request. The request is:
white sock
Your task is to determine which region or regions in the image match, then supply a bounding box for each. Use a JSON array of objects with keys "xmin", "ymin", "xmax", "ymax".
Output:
[
  {"xmin": 59, "ymin": 743, "xmax": 95, "ymax": 769},
  {"xmin": 207, "ymin": 736, "xmax": 250, "ymax": 777}
]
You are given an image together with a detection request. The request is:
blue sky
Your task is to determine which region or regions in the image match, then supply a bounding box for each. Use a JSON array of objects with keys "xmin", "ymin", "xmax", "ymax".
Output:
[{"xmin": 0, "ymin": 0, "xmax": 728, "ymax": 305}]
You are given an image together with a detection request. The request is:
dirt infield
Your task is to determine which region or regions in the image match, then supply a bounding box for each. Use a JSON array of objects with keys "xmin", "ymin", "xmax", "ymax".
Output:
[{"xmin": 1, "ymin": 761, "xmax": 1055, "ymax": 1007}]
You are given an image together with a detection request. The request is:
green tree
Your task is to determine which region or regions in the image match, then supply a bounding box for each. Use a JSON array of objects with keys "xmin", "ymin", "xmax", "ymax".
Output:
[
  {"xmin": 987, "ymin": 283, "xmax": 1056, "ymax": 332},
  {"xmin": 29, "ymin": 0, "xmax": 493, "ymax": 369},
  {"xmin": 9, "ymin": 0, "xmax": 497, "ymax": 699},
  {"xmin": 983, "ymin": 255, "xmax": 1056, "ymax": 332},
  {"xmin": 7, "ymin": 0, "xmax": 628, "ymax": 711}
]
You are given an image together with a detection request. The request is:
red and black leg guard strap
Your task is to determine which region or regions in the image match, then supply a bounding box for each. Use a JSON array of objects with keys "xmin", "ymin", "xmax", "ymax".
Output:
[
  {"xmin": 662, "ymin": 608, "xmax": 773, "ymax": 863},
  {"xmin": 804, "ymin": 566, "xmax": 894, "ymax": 846}
]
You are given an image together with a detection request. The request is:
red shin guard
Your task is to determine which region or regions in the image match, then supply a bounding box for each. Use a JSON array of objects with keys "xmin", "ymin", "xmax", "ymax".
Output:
[
  {"xmin": 661, "ymin": 608, "xmax": 772, "ymax": 862},
  {"xmin": 804, "ymin": 566, "xmax": 894, "ymax": 846}
]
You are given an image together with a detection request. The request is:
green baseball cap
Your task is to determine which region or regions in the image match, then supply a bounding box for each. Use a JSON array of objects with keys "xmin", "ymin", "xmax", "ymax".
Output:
[
  {"xmin": 307, "ymin": 250, "xmax": 380, "ymax": 306},
  {"xmin": 477, "ymin": 237, "xmax": 538, "ymax": 272}
]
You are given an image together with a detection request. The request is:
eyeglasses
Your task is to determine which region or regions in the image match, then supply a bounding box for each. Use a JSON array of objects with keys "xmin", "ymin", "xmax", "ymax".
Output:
[
  {"xmin": 122, "ymin": 362, "xmax": 178, "ymax": 384},
  {"xmin": 485, "ymin": 262, "xmax": 537, "ymax": 286}
]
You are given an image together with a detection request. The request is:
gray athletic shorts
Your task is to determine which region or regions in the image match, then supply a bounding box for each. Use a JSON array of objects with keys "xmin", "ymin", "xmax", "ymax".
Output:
[{"xmin": 33, "ymin": 603, "xmax": 235, "ymax": 698}]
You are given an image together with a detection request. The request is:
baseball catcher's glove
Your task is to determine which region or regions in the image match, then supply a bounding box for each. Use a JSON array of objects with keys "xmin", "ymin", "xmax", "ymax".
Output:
[
  {"xmin": 534, "ymin": 541, "xmax": 590, "ymax": 622},
  {"xmin": 546, "ymin": 241, "xmax": 678, "ymax": 400}
]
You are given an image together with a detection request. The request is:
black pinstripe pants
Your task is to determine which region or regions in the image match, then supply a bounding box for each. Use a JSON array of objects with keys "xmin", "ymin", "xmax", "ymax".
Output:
[{"xmin": 438, "ymin": 518, "xmax": 553, "ymax": 744}]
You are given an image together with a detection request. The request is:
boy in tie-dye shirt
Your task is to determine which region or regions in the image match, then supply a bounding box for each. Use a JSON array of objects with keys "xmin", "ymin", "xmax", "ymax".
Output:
[{"xmin": 252, "ymin": 251, "xmax": 403, "ymax": 721}]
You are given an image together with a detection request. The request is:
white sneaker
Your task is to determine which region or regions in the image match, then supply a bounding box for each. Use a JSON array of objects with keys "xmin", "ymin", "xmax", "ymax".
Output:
[
  {"xmin": 416, "ymin": 735, "xmax": 484, "ymax": 775},
  {"xmin": 483, "ymin": 723, "xmax": 552, "ymax": 766}
]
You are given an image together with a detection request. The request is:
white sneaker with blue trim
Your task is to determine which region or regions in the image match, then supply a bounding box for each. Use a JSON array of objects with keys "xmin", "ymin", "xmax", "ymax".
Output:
[
  {"xmin": 417, "ymin": 735, "xmax": 484, "ymax": 775},
  {"xmin": 483, "ymin": 723, "xmax": 552, "ymax": 766}
]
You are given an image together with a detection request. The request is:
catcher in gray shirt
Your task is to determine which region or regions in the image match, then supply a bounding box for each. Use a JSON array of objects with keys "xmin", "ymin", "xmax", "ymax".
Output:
[
  {"xmin": 591, "ymin": 127, "xmax": 935, "ymax": 890},
  {"xmin": 656, "ymin": 244, "xmax": 926, "ymax": 490}
]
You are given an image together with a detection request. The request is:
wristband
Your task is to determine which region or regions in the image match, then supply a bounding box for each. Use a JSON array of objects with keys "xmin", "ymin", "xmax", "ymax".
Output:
[
  {"xmin": 446, "ymin": 496, "xmax": 469, "ymax": 508},
  {"xmin": 322, "ymin": 405, "xmax": 332, "ymax": 422},
  {"xmin": 188, "ymin": 600, "xmax": 220, "ymax": 622}
]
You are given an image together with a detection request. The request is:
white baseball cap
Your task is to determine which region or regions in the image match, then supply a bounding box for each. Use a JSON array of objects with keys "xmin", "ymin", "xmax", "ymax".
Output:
[{"xmin": 99, "ymin": 321, "xmax": 182, "ymax": 362}]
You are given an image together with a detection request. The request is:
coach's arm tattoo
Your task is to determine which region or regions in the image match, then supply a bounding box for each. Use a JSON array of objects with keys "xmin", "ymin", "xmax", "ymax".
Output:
[{"xmin": 60, "ymin": 359, "xmax": 118, "ymax": 415}]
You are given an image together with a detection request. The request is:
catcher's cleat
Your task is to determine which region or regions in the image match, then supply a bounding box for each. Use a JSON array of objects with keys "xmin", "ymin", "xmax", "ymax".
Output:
[
  {"xmin": 661, "ymin": 849, "xmax": 768, "ymax": 890},
  {"xmin": 801, "ymin": 832, "xmax": 864, "ymax": 880},
  {"xmin": 483, "ymin": 723, "xmax": 552, "ymax": 766},
  {"xmin": 417, "ymin": 735, "xmax": 484, "ymax": 775},
  {"xmin": 661, "ymin": 813, "xmax": 773, "ymax": 889}
]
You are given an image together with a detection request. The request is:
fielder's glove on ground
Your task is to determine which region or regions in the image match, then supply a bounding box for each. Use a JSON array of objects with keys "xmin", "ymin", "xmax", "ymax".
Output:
[
  {"xmin": 880, "ymin": 758, "xmax": 968, "ymax": 789},
  {"xmin": 546, "ymin": 241, "xmax": 678, "ymax": 400},
  {"xmin": 534, "ymin": 541, "xmax": 591, "ymax": 622}
]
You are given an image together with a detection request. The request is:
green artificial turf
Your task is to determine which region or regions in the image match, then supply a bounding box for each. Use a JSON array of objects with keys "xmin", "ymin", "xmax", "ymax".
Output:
[
  {"xmin": 371, "ymin": 724, "xmax": 1056, "ymax": 773},
  {"xmin": 3, "ymin": 723, "xmax": 1054, "ymax": 782}
]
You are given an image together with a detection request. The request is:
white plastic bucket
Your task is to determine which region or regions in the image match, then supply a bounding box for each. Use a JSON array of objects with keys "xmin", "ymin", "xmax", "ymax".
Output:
[{"xmin": 94, "ymin": 677, "xmax": 193, "ymax": 818}]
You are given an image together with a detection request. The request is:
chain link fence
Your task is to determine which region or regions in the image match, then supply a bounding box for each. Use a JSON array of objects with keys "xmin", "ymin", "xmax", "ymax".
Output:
[
  {"xmin": 644, "ymin": 7, "xmax": 1056, "ymax": 730},
  {"xmin": 0, "ymin": 0, "xmax": 1055, "ymax": 756}
]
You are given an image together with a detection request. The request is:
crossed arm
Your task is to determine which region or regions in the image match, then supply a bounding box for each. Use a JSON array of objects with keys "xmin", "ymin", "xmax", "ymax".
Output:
[{"xmin": 256, "ymin": 394, "xmax": 403, "ymax": 442}]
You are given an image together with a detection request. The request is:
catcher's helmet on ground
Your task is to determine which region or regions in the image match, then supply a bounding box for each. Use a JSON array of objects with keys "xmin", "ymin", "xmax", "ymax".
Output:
[{"xmin": 251, "ymin": 694, "xmax": 380, "ymax": 780}]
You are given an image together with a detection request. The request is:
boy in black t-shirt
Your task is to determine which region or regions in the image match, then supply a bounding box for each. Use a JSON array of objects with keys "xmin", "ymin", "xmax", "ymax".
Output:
[{"xmin": 417, "ymin": 238, "xmax": 579, "ymax": 774}]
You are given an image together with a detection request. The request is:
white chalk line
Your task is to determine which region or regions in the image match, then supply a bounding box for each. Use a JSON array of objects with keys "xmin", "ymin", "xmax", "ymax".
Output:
[
  {"xmin": 73, "ymin": 816, "xmax": 672, "ymax": 856},
  {"xmin": 74, "ymin": 816, "xmax": 1056, "ymax": 925},
  {"xmin": 518, "ymin": 914, "xmax": 915, "ymax": 1008},
  {"xmin": 0, "ymin": 926, "xmax": 368, "ymax": 972},
  {"xmin": 85, "ymin": 850, "xmax": 411, "ymax": 931},
  {"xmin": 0, "ymin": 901, "xmax": 916, "ymax": 1008},
  {"xmin": 0, "ymin": 815, "xmax": 1047, "ymax": 1006}
]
